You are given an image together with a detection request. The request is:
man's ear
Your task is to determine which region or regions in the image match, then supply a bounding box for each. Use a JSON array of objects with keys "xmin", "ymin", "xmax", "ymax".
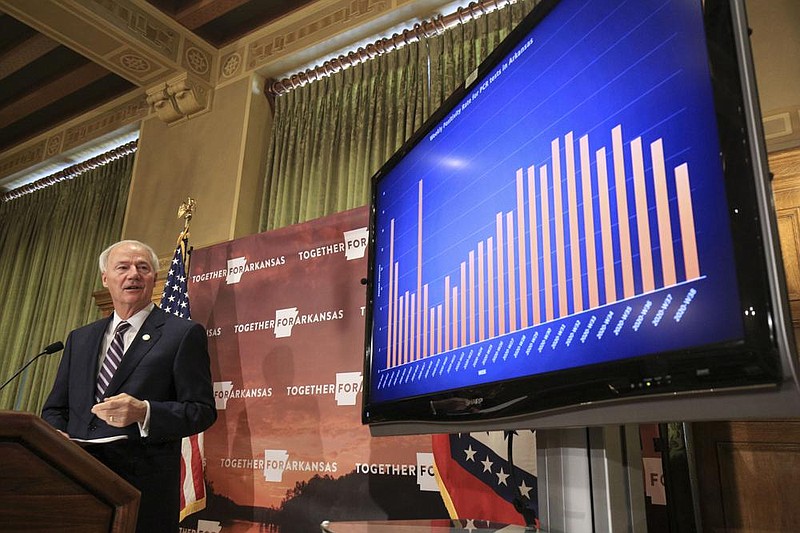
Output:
[{"xmin": 101, "ymin": 272, "xmax": 109, "ymax": 288}]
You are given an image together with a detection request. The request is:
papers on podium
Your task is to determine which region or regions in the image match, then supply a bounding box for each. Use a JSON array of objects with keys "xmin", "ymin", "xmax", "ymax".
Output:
[{"xmin": 71, "ymin": 435, "xmax": 129, "ymax": 445}]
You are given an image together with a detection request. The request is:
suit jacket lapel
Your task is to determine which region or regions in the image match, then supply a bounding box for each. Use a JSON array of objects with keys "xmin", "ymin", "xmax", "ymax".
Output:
[{"xmin": 105, "ymin": 307, "xmax": 166, "ymax": 397}]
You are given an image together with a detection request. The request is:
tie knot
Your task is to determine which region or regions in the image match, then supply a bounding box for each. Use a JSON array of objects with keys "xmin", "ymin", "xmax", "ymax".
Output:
[{"xmin": 115, "ymin": 321, "xmax": 131, "ymax": 335}]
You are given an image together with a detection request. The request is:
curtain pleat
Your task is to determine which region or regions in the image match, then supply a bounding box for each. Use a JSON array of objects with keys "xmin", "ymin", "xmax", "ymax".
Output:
[
  {"xmin": 260, "ymin": 0, "xmax": 538, "ymax": 232},
  {"xmin": 0, "ymin": 154, "xmax": 134, "ymax": 413}
]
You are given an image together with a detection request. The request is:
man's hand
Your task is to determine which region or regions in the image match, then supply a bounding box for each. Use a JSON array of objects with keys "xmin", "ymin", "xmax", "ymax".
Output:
[{"xmin": 91, "ymin": 393, "xmax": 147, "ymax": 427}]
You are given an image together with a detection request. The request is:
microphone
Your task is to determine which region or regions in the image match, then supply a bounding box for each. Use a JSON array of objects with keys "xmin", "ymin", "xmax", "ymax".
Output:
[{"xmin": 0, "ymin": 341, "xmax": 64, "ymax": 393}]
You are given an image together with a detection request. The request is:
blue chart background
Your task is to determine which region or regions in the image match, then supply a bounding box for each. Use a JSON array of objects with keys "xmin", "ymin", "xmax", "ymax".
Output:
[{"xmin": 370, "ymin": 0, "xmax": 744, "ymax": 403}]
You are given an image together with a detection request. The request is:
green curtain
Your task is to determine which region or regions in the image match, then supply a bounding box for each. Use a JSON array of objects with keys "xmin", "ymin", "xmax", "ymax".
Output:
[
  {"xmin": 0, "ymin": 154, "xmax": 134, "ymax": 414},
  {"xmin": 260, "ymin": 0, "xmax": 538, "ymax": 231}
]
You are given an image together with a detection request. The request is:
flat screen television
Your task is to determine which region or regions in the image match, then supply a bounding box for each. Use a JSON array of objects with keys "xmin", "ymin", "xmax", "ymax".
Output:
[{"xmin": 362, "ymin": 0, "xmax": 800, "ymax": 435}]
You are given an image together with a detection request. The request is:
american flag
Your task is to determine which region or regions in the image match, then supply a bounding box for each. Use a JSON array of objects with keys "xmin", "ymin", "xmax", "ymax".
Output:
[
  {"xmin": 161, "ymin": 240, "xmax": 191, "ymax": 318},
  {"xmin": 159, "ymin": 238, "xmax": 207, "ymax": 521}
]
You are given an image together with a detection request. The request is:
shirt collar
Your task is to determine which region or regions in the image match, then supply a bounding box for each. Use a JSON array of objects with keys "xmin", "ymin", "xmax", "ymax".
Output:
[{"xmin": 111, "ymin": 302, "xmax": 155, "ymax": 332}]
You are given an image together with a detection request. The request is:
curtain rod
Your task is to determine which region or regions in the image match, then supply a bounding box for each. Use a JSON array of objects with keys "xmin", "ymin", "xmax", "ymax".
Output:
[
  {"xmin": 266, "ymin": 0, "xmax": 519, "ymax": 96},
  {"xmin": 1, "ymin": 140, "xmax": 138, "ymax": 203}
]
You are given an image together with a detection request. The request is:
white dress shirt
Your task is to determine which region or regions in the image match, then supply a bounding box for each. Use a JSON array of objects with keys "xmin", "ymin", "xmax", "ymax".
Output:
[{"xmin": 98, "ymin": 302, "xmax": 154, "ymax": 435}]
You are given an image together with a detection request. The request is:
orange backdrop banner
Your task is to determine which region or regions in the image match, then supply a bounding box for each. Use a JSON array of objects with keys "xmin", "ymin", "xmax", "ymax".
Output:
[{"xmin": 183, "ymin": 207, "xmax": 447, "ymax": 533}]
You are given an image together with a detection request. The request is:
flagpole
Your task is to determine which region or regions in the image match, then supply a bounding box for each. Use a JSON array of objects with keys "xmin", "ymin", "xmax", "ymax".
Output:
[{"xmin": 165, "ymin": 197, "xmax": 206, "ymax": 522}]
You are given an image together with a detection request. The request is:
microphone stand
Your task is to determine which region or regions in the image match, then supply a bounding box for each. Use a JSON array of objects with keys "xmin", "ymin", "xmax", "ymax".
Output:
[{"xmin": 0, "ymin": 341, "xmax": 64, "ymax": 393}]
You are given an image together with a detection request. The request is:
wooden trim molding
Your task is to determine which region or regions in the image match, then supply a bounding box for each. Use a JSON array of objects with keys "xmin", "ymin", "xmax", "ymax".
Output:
[{"xmin": 769, "ymin": 147, "xmax": 800, "ymax": 191}]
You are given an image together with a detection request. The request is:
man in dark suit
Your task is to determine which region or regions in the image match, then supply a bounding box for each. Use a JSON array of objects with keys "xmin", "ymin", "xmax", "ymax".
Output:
[{"xmin": 42, "ymin": 239, "xmax": 217, "ymax": 533}]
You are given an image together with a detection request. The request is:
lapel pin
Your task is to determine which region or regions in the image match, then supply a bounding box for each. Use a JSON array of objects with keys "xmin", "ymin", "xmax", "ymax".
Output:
[{"xmin": 142, "ymin": 334, "xmax": 151, "ymax": 341}]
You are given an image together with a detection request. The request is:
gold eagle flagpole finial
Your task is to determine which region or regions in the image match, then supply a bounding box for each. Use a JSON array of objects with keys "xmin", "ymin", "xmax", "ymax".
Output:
[
  {"xmin": 175, "ymin": 197, "xmax": 195, "ymax": 271},
  {"xmin": 177, "ymin": 197, "xmax": 196, "ymax": 242}
]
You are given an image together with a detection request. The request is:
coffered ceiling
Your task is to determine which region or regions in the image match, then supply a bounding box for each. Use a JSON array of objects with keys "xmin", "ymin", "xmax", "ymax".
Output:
[
  {"xmin": 0, "ymin": 0, "xmax": 458, "ymax": 192},
  {"xmin": 0, "ymin": 1, "xmax": 319, "ymax": 156}
]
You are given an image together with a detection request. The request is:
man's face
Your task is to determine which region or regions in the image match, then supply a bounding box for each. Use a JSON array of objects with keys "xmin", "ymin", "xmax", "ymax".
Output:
[{"xmin": 102, "ymin": 243, "xmax": 157, "ymax": 318}]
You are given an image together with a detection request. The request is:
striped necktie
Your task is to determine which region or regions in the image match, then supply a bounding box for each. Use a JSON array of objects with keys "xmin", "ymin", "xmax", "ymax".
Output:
[{"xmin": 96, "ymin": 321, "xmax": 131, "ymax": 402}]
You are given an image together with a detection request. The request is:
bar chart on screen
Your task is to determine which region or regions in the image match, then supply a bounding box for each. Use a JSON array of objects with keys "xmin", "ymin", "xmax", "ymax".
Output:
[{"xmin": 373, "ymin": 123, "xmax": 707, "ymax": 397}]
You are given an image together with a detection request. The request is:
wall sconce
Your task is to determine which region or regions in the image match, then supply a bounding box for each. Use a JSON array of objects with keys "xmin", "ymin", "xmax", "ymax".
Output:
[{"xmin": 146, "ymin": 73, "xmax": 212, "ymax": 125}]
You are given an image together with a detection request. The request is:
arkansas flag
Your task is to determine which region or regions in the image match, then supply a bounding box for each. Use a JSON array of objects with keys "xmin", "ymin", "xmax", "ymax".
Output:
[{"xmin": 432, "ymin": 430, "xmax": 538, "ymax": 527}]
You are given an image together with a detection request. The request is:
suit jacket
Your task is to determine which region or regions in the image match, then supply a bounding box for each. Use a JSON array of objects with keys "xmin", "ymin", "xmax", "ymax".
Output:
[
  {"xmin": 42, "ymin": 306, "xmax": 217, "ymax": 442},
  {"xmin": 42, "ymin": 306, "xmax": 217, "ymax": 532}
]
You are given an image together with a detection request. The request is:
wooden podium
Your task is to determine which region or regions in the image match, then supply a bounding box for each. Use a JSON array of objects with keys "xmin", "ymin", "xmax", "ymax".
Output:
[{"xmin": 0, "ymin": 410, "xmax": 140, "ymax": 532}]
